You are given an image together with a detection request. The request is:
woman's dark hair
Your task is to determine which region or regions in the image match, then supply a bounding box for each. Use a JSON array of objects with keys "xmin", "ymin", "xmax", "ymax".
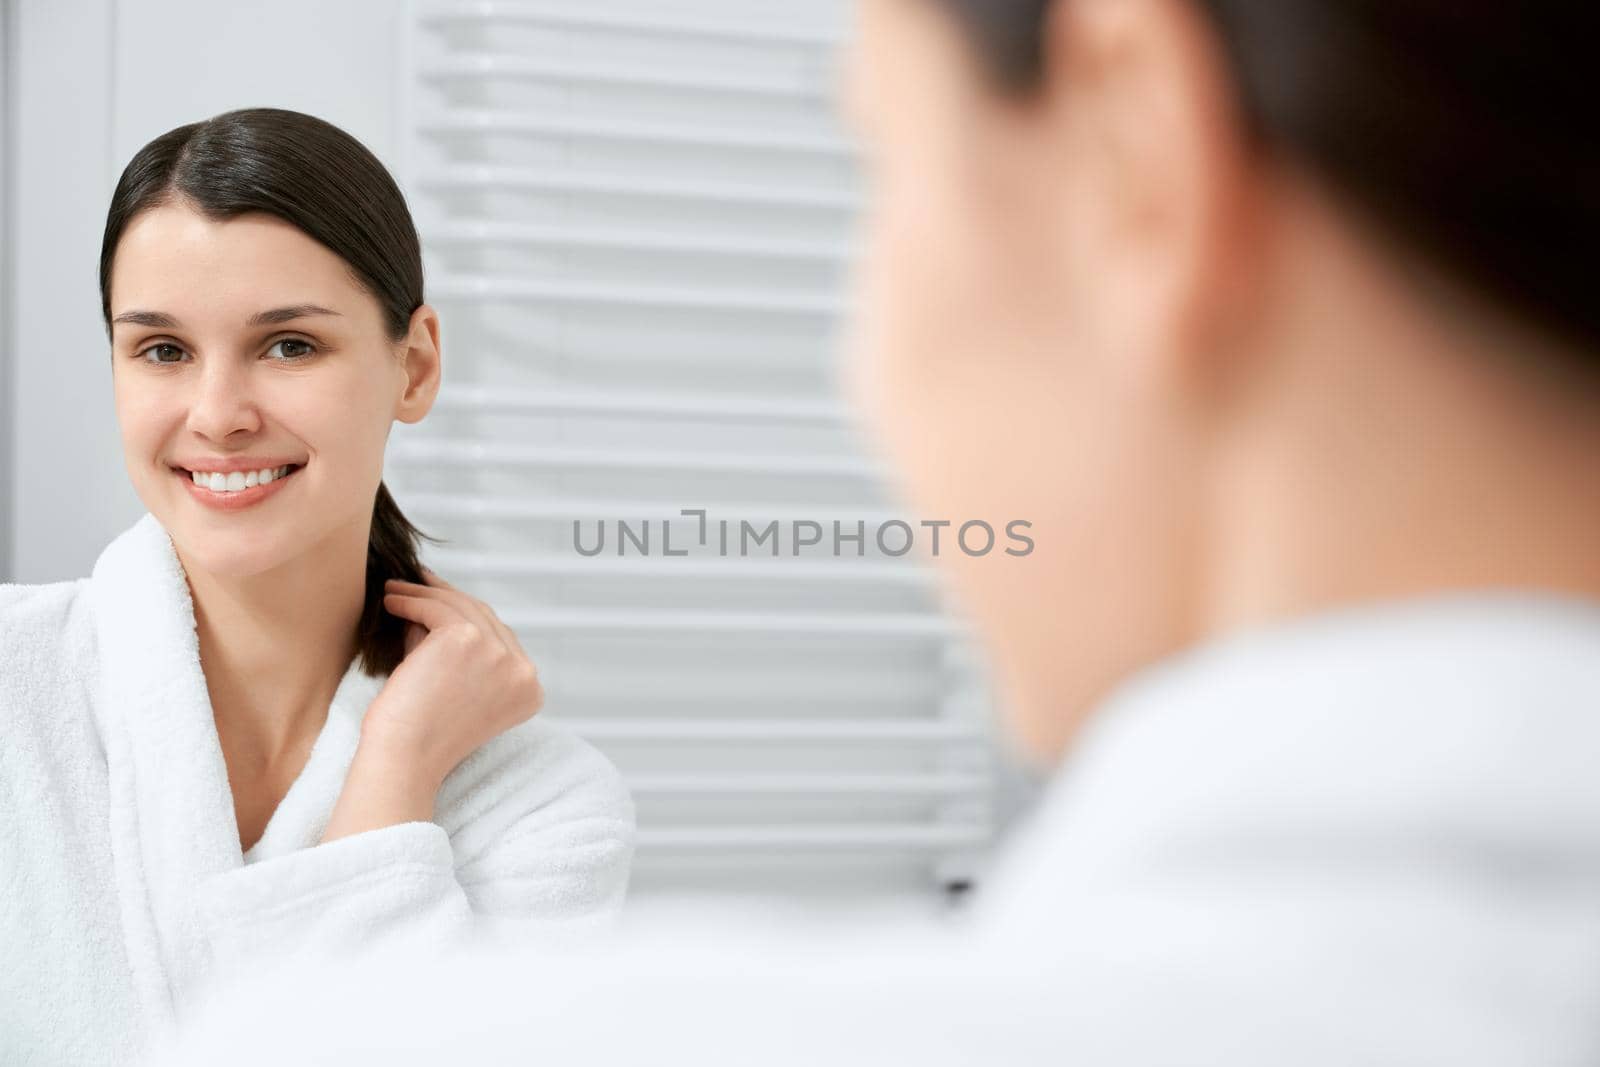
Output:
[
  {"xmin": 98, "ymin": 107, "xmax": 444, "ymax": 678},
  {"xmin": 934, "ymin": 0, "xmax": 1600, "ymax": 365}
]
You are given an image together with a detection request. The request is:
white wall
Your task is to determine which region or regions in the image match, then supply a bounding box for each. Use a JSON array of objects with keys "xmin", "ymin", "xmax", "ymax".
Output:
[
  {"xmin": 1, "ymin": 0, "xmax": 14, "ymax": 578},
  {"xmin": 5, "ymin": 0, "xmax": 407, "ymax": 582}
]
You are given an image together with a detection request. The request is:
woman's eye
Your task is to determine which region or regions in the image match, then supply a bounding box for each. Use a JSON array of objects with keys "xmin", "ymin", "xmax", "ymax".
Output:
[
  {"xmin": 268, "ymin": 338, "xmax": 317, "ymax": 361},
  {"xmin": 139, "ymin": 343, "xmax": 185, "ymax": 364},
  {"xmin": 132, "ymin": 339, "xmax": 318, "ymax": 363}
]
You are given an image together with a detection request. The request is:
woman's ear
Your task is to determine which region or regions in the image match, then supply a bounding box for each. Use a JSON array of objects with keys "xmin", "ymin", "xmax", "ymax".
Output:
[
  {"xmin": 1041, "ymin": 0, "xmax": 1261, "ymax": 384},
  {"xmin": 394, "ymin": 304, "xmax": 443, "ymax": 424}
]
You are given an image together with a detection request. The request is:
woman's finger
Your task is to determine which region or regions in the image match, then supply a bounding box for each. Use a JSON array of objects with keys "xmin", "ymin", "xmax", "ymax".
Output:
[
  {"xmin": 381, "ymin": 589, "xmax": 467, "ymax": 633},
  {"xmin": 403, "ymin": 620, "xmax": 426, "ymax": 656},
  {"xmin": 386, "ymin": 590, "xmax": 534, "ymax": 705},
  {"xmin": 389, "ymin": 574, "xmax": 513, "ymax": 655},
  {"xmin": 438, "ymin": 578, "xmax": 524, "ymax": 657},
  {"xmin": 393, "ymin": 579, "xmax": 537, "ymax": 697}
]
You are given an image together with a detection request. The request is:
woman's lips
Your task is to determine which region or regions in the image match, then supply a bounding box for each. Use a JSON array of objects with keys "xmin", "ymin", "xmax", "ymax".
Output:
[{"xmin": 175, "ymin": 463, "xmax": 303, "ymax": 511}]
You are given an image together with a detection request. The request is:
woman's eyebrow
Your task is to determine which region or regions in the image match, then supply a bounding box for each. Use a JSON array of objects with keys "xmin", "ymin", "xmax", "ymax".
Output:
[{"xmin": 110, "ymin": 304, "xmax": 344, "ymax": 329}]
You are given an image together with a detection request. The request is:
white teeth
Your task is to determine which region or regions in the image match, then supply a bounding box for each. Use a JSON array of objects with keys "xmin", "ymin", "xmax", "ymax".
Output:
[{"xmin": 189, "ymin": 465, "xmax": 293, "ymax": 493}]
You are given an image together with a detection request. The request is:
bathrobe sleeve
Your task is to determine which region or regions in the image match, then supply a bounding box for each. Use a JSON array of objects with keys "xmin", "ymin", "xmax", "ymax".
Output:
[{"xmin": 189, "ymin": 719, "xmax": 635, "ymax": 976}]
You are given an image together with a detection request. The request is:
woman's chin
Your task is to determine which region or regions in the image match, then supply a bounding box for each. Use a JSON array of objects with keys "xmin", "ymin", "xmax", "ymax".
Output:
[{"xmin": 163, "ymin": 522, "xmax": 298, "ymax": 582}]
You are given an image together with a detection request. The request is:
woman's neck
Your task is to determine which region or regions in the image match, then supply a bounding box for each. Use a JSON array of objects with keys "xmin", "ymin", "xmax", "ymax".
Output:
[
  {"xmin": 181, "ymin": 529, "xmax": 368, "ymax": 769},
  {"xmin": 1199, "ymin": 191, "xmax": 1600, "ymax": 638}
]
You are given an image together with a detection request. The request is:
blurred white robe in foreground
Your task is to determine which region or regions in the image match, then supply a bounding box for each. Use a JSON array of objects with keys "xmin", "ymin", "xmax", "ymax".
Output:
[{"xmin": 158, "ymin": 593, "xmax": 1600, "ymax": 1066}]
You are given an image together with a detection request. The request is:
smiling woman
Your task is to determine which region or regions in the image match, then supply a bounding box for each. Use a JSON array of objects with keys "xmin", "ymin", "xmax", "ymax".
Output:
[{"xmin": 0, "ymin": 107, "xmax": 636, "ymax": 1067}]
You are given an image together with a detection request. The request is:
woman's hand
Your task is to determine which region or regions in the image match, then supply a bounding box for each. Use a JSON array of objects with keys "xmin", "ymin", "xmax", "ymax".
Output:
[
  {"xmin": 364, "ymin": 567, "xmax": 545, "ymax": 781},
  {"xmin": 320, "ymin": 567, "xmax": 544, "ymax": 843}
]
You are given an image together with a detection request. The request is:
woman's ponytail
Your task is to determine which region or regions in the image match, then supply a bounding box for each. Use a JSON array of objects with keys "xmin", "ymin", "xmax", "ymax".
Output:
[{"xmin": 359, "ymin": 480, "xmax": 446, "ymax": 677}]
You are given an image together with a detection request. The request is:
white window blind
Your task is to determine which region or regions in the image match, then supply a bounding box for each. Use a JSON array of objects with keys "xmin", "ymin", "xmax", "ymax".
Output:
[{"xmin": 393, "ymin": 0, "xmax": 1019, "ymax": 904}]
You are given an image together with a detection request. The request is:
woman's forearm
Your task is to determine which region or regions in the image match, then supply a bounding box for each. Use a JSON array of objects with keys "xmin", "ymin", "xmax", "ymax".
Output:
[{"xmin": 321, "ymin": 737, "xmax": 444, "ymax": 844}]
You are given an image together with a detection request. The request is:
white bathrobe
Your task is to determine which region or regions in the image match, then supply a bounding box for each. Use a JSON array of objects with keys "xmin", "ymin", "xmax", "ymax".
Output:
[
  {"xmin": 159, "ymin": 592, "xmax": 1600, "ymax": 1065},
  {"xmin": 0, "ymin": 512, "xmax": 636, "ymax": 1067}
]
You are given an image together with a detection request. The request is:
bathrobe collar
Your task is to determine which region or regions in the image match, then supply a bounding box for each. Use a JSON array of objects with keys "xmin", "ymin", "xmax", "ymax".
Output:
[{"xmin": 87, "ymin": 511, "xmax": 387, "ymax": 1029}]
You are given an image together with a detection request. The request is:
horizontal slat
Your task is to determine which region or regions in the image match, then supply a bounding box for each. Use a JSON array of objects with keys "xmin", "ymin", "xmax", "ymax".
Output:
[
  {"xmin": 540, "ymin": 673, "xmax": 951, "ymax": 705},
  {"xmin": 417, "ymin": 164, "xmax": 856, "ymax": 210},
  {"xmin": 396, "ymin": 490, "xmax": 901, "ymax": 526},
  {"xmin": 499, "ymin": 605, "xmax": 957, "ymax": 638},
  {"xmin": 424, "ymin": 218, "xmax": 849, "ymax": 262},
  {"xmin": 428, "ymin": 274, "xmax": 842, "ymax": 315},
  {"xmin": 627, "ymin": 772, "xmax": 989, "ymax": 797},
  {"xmin": 557, "ymin": 719, "xmax": 984, "ymax": 743},
  {"xmin": 388, "ymin": 437, "xmax": 879, "ymax": 477},
  {"xmin": 417, "ymin": 2, "xmax": 843, "ymax": 46},
  {"xmin": 418, "ymin": 53, "xmax": 832, "ymax": 99},
  {"xmin": 427, "ymin": 381, "xmax": 847, "ymax": 421},
  {"xmin": 426, "ymin": 548, "xmax": 933, "ymax": 585},
  {"xmin": 635, "ymin": 824, "xmax": 991, "ymax": 850},
  {"xmin": 420, "ymin": 108, "xmax": 852, "ymax": 157}
]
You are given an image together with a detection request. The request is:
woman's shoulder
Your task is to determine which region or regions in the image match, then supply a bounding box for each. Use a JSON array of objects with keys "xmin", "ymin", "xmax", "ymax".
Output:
[
  {"xmin": 433, "ymin": 712, "xmax": 636, "ymax": 851},
  {"xmin": 0, "ymin": 576, "xmax": 95, "ymax": 669},
  {"xmin": 0, "ymin": 575, "xmax": 91, "ymax": 621},
  {"xmin": 430, "ymin": 715, "xmax": 636, "ymax": 918},
  {"xmin": 0, "ymin": 578, "xmax": 98, "ymax": 735}
]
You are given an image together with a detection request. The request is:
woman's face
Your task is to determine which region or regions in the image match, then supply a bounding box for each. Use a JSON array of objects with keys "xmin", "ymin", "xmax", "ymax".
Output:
[
  {"xmin": 107, "ymin": 202, "xmax": 434, "ymax": 580},
  {"xmin": 839, "ymin": 0, "xmax": 1227, "ymax": 764}
]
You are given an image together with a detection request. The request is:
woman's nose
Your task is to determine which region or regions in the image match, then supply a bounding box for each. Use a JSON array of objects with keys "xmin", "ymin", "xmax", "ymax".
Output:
[{"xmin": 184, "ymin": 357, "xmax": 263, "ymax": 440}]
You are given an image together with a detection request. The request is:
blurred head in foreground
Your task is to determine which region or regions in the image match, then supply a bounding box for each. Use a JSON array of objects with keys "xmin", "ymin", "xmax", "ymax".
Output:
[{"xmin": 839, "ymin": 0, "xmax": 1600, "ymax": 765}]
